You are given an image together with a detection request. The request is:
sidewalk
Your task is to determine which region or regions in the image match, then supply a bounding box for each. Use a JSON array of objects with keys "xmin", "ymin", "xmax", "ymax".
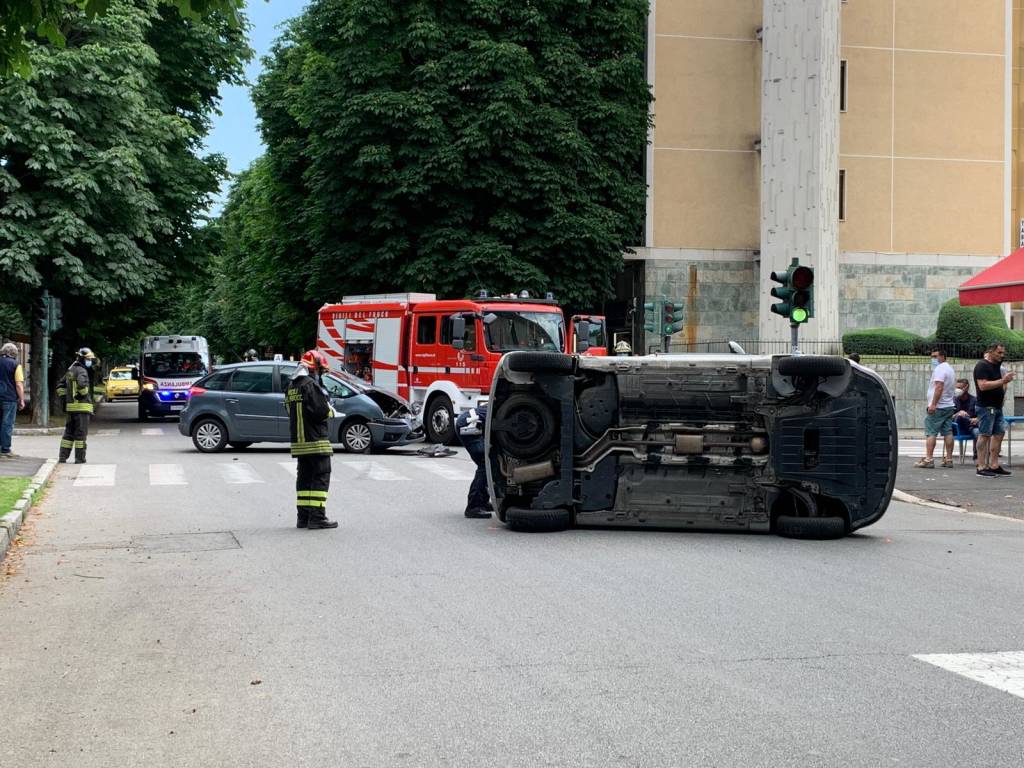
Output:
[{"xmin": 895, "ymin": 455, "xmax": 1024, "ymax": 521}]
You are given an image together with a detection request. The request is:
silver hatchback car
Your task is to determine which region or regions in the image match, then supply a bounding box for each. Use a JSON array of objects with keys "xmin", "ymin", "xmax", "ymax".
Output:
[{"xmin": 178, "ymin": 361, "xmax": 423, "ymax": 453}]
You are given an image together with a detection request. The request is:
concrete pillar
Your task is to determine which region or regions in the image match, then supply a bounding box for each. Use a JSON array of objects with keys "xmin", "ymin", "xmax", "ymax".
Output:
[{"xmin": 759, "ymin": 0, "xmax": 841, "ymax": 350}]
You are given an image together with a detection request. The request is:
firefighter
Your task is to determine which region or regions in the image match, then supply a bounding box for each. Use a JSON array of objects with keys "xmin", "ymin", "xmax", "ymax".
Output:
[
  {"xmin": 456, "ymin": 404, "xmax": 492, "ymax": 518},
  {"xmin": 614, "ymin": 340, "xmax": 632, "ymax": 356},
  {"xmin": 286, "ymin": 349, "xmax": 337, "ymax": 530},
  {"xmin": 57, "ymin": 347, "xmax": 96, "ymax": 464}
]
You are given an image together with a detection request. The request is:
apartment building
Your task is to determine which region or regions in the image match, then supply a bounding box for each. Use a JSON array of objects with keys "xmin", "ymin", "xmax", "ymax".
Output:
[{"xmin": 632, "ymin": 0, "xmax": 1018, "ymax": 347}]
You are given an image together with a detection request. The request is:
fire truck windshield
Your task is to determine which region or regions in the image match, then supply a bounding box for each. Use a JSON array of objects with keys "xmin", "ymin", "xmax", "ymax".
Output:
[{"xmin": 483, "ymin": 311, "xmax": 564, "ymax": 353}]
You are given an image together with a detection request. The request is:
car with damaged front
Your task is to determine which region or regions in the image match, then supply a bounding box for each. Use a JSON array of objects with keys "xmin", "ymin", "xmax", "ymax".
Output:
[
  {"xmin": 485, "ymin": 351, "xmax": 897, "ymax": 539},
  {"xmin": 178, "ymin": 361, "xmax": 422, "ymax": 453}
]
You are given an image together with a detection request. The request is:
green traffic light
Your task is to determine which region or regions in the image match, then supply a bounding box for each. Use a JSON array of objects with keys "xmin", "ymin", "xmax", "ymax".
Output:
[{"xmin": 791, "ymin": 307, "xmax": 808, "ymax": 323}]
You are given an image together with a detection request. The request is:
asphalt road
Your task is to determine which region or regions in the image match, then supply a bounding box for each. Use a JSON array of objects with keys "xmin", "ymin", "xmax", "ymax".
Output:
[{"xmin": 2, "ymin": 403, "xmax": 1024, "ymax": 767}]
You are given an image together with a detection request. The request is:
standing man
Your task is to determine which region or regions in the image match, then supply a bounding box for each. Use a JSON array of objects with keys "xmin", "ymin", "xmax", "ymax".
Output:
[
  {"xmin": 286, "ymin": 349, "xmax": 337, "ymax": 529},
  {"xmin": 456, "ymin": 404, "xmax": 492, "ymax": 518},
  {"xmin": 57, "ymin": 347, "xmax": 96, "ymax": 464},
  {"xmin": 974, "ymin": 342, "xmax": 1014, "ymax": 477},
  {"xmin": 915, "ymin": 347, "xmax": 956, "ymax": 469},
  {"xmin": 0, "ymin": 342, "xmax": 26, "ymax": 458}
]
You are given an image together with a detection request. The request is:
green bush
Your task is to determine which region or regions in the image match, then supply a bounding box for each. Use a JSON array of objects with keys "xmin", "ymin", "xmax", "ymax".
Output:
[
  {"xmin": 842, "ymin": 327, "xmax": 924, "ymax": 355},
  {"xmin": 935, "ymin": 298, "xmax": 1024, "ymax": 360}
]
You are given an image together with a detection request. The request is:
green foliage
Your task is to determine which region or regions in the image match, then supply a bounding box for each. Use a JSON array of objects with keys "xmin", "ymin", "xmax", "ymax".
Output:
[
  {"xmin": 935, "ymin": 298, "xmax": 1024, "ymax": 359},
  {"xmin": 842, "ymin": 327, "xmax": 926, "ymax": 356},
  {"xmin": 224, "ymin": 0, "xmax": 651, "ymax": 351},
  {"xmin": 0, "ymin": 0, "xmax": 243, "ymax": 77}
]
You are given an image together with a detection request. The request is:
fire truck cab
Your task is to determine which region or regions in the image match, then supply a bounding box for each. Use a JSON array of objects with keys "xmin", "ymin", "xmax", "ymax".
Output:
[
  {"xmin": 317, "ymin": 292, "xmax": 567, "ymax": 443},
  {"xmin": 569, "ymin": 315, "xmax": 608, "ymax": 356}
]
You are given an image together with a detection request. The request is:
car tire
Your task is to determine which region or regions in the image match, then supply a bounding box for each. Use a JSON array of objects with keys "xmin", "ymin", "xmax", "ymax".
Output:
[
  {"xmin": 775, "ymin": 515, "xmax": 847, "ymax": 540},
  {"xmin": 341, "ymin": 419, "xmax": 373, "ymax": 454},
  {"xmin": 425, "ymin": 395, "xmax": 456, "ymax": 444},
  {"xmin": 506, "ymin": 507, "xmax": 571, "ymax": 533},
  {"xmin": 192, "ymin": 418, "xmax": 228, "ymax": 453},
  {"xmin": 492, "ymin": 394, "xmax": 557, "ymax": 460},
  {"xmin": 777, "ymin": 355, "xmax": 847, "ymax": 378},
  {"xmin": 506, "ymin": 351, "xmax": 574, "ymax": 374},
  {"xmin": 229, "ymin": 441, "xmax": 252, "ymax": 450}
]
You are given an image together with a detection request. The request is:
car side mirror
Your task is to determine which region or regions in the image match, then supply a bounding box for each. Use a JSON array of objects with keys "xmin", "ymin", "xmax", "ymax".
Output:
[
  {"xmin": 575, "ymin": 321, "xmax": 591, "ymax": 353},
  {"xmin": 451, "ymin": 315, "xmax": 466, "ymax": 350}
]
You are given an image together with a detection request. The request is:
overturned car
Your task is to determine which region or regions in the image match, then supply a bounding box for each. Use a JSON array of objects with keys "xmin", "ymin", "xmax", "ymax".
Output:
[{"xmin": 485, "ymin": 352, "xmax": 897, "ymax": 539}]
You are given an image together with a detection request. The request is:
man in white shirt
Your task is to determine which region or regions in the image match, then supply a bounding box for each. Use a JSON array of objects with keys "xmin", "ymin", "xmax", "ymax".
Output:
[{"xmin": 915, "ymin": 347, "xmax": 956, "ymax": 468}]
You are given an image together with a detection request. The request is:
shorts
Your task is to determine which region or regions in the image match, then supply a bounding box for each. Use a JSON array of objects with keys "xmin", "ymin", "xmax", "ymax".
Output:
[
  {"xmin": 924, "ymin": 407, "xmax": 955, "ymax": 437},
  {"xmin": 977, "ymin": 407, "xmax": 1007, "ymax": 436}
]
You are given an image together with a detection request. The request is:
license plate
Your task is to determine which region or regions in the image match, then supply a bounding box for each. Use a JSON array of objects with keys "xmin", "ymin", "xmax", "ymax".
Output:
[{"xmin": 169, "ymin": 404, "xmax": 184, "ymax": 411}]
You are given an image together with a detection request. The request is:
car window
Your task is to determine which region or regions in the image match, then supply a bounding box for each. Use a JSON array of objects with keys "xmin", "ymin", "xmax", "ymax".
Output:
[
  {"xmin": 109, "ymin": 370, "xmax": 132, "ymax": 381},
  {"xmin": 323, "ymin": 375, "xmax": 354, "ymax": 399},
  {"xmin": 441, "ymin": 316, "xmax": 476, "ymax": 351},
  {"xmin": 229, "ymin": 366, "xmax": 274, "ymax": 394},
  {"xmin": 278, "ymin": 366, "xmax": 298, "ymax": 392},
  {"xmin": 200, "ymin": 371, "xmax": 233, "ymax": 391},
  {"xmin": 417, "ymin": 315, "xmax": 437, "ymax": 344}
]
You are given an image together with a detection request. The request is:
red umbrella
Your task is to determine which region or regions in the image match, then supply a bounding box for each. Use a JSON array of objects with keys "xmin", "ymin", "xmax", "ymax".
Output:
[{"xmin": 958, "ymin": 246, "xmax": 1024, "ymax": 306}]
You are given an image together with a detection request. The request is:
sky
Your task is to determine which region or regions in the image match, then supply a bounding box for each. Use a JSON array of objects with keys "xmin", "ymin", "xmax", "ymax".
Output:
[{"xmin": 203, "ymin": 0, "xmax": 307, "ymax": 212}]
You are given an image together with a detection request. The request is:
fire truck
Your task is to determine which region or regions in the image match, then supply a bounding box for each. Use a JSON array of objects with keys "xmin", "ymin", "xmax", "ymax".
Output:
[{"xmin": 317, "ymin": 292, "xmax": 602, "ymax": 443}]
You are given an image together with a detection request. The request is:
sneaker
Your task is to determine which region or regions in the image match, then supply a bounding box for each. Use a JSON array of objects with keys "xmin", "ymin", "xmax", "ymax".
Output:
[
  {"xmin": 977, "ymin": 468, "xmax": 997, "ymax": 477},
  {"xmin": 991, "ymin": 466, "xmax": 1012, "ymax": 476}
]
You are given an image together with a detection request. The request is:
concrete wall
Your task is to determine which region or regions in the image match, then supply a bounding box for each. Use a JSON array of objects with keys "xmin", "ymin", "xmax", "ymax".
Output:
[{"xmin": 871, "ymin": 361, "xmax": 1024, "ymax": 430}]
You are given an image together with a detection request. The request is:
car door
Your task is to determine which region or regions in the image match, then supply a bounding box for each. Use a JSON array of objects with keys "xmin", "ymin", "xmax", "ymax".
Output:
[{"xmin": 224, "ymin": 365, "xmax": 279, "ymax": 440}]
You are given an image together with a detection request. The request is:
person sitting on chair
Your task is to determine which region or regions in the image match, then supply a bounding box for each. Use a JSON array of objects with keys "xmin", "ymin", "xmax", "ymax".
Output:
[{"xmin": 953, "ymin": 378, "xmax": 979, "ymax": 460}]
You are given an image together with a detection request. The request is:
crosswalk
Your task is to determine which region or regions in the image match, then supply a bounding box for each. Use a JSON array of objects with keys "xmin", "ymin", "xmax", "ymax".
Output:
[{"xmin": 72, "ymin": 457, "xmax": 477, "ymax": 488}]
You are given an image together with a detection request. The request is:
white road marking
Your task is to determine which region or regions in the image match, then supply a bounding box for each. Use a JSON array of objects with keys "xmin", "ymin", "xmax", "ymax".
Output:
[
  {"xmin": 345, "ymin": 460, "xmax": 407, "ymax": 482},
  {"xmin": 218, "ymin": 462, "xmax": 264, "ymax": 485},
  {"xmin": 74, "ymin": 464, "xmax": 116, "ymax": 487},
  {"xmin": 141, "ymin": 428, "xmax": 165, "ymax": 436},
  {"xmin": 279, "ymin": 461, "xmax": 297, "ymax": 477},
  {"xmin": 149, "ymin": 464, "xmax": 187, "ymax": 486},
  {"xmin": 914, "ymin": 652, "xmax": 1024, "ymax": 700},
  {"xmin": 94, "ymin": 429, "xmax": 121, "ymax": 436},
  {"xmin": 419, "ymin": 461, "xmax": 475, "ymax": 481}
]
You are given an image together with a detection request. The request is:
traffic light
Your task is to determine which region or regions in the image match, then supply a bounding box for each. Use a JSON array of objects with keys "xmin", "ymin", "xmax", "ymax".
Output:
[
  {"xmin": 643, "ymin": 299, "xmax": 661, "ymax": 333},
  {"xmin": 663, "ymin": 301, "xmax": 684, "ymax": 335},
  {"xmin": 770, "ymin": 259, "xmax": 814, "ymax": 323}
]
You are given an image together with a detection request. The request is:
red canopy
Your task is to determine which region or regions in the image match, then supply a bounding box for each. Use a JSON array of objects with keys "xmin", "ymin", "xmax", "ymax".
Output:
[{"xmin": 958, "ymin": 246, "xmax": 1024, "ymax": 306}]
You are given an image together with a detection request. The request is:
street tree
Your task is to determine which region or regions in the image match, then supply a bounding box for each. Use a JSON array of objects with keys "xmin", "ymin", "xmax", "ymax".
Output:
[
  {"xmin": 0, "ymin": 0, "xmax": 248, "ymax": 419},
  {"xmin": 251, "ymin": 0, "xmax": 651, "ymax": 321}
]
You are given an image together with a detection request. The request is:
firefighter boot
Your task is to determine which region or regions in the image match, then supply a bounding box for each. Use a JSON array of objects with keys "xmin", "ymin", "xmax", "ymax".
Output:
[
  {"xmin": 296, "ymin": 510, "xmax": 309, "ymax": 529},
  {"xmin": 74, "ymin": 447, "xmax": 87, "ymax": 464},
  {"xmin": 307, "ymin": 509, "xmax": 338, "ymax": 530}
]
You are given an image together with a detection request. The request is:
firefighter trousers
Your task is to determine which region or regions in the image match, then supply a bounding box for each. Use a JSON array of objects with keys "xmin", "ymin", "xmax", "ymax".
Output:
[
  {"xmin": 296, "ymin": 454, "xmax": 332, "ymax": 525},
  {"xmin": 59, "ymin": 412, "xmax": 90, "ymax": 463}
]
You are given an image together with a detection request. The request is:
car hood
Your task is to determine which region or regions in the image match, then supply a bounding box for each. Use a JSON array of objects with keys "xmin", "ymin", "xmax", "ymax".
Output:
[{"xmin": 328, "ymin": 371, "xmax": 412, "ymax": 417}]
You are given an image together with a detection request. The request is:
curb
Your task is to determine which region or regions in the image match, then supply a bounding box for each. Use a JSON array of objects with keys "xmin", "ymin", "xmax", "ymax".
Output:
[
  {"xmin": 0, "ymin": 459, "xmax": 58, "ymax": 565},
  {"xmin": 892, "ymin": 488, "xmax": 963, "ymax": 512}
]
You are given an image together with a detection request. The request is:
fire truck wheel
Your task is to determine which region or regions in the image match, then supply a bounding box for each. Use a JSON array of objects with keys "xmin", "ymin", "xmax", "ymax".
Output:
[
  {"xmin": 341, "ymin": 418, "xmax": 373, "ymax": 454},
  {"xmin": 425, "ymin": 395, "xmax": 456, "ymax": 445}
]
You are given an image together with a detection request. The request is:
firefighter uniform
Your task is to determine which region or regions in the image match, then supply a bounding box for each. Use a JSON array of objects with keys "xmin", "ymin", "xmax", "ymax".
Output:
[
  {"xmin": 286, "ymin": 355, "xmax": 337, "ymax": 530},
  {"xmin": 57, "ymin": 352, "xmax": 95, "ymax": 464}
]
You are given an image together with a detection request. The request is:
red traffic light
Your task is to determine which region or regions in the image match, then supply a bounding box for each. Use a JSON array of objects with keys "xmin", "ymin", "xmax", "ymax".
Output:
[{"xmin": 791, "ymin": 266, "xmax": 814, "ymax": 290}]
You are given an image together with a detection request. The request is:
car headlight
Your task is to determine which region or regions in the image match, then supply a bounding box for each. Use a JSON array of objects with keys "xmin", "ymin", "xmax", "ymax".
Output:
[{"xmin": 143, "ymin": 382, "xmax": 155, "ymax": 391}]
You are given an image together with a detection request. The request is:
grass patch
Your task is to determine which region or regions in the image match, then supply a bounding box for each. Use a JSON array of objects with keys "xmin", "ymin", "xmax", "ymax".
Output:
[{"xmin": 0, "ymin": 477, "xmax": 31, "ymax": 517}]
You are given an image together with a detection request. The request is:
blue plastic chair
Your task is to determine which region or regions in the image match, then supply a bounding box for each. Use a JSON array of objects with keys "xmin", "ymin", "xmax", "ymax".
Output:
[{"xmin": 950, "ymin": 422, "xmax": 976, "ymax": 465}]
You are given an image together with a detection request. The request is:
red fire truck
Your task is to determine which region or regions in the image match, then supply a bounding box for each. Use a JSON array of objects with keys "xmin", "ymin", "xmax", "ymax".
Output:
[{"xmin": 318, "ymin": 292, "xmax": 595, "ymax": 443}]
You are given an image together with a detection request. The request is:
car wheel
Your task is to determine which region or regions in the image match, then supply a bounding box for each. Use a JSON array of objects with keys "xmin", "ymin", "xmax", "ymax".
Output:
[
  {"xmin": 192, "ymin": 418, "xmax": 228, "ymax": 453},
  {"xmin": 492, "ymin": 394, "xmax": 557, "ymax": 460},
  {"xmin": 341, "ymin": 419, "xmax": 373, "ymax": 454},
  {"xmin": 425, "ymin": 395, "xmax": 455, "ymax": 444},
  {"xmin": 777, "ymin": 355, "xmax": 847, "ymax": 378},
  {"xmin": 506, "ymin": 507, "xmax": 571, "ymax": 533},
  {"xmin": 229, "ymin": 441, "xmax": 252, "ymax": 450},
  {"xmin": 506, "ymin": 351, "xmax": 574, "ymax": 374},
  {"xmin": 775, "ymin": 515, "xmax": 847, "ymax": 540},
  {"xmin": 137, "ymin": 405, "xmax": 148, "ymax": 423}
]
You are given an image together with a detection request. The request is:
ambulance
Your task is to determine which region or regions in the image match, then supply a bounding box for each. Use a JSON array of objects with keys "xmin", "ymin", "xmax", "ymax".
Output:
[
  {"xmin": 137, "ymin": 335, "xmax": 211, "ymax": 421},
  {"xmin": 317, "ymin": 292, "xmax": 573, "ymax": 443}
]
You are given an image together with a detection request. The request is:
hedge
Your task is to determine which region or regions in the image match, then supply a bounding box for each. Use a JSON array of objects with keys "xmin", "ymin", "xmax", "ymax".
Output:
[
  {"xmin": 841, "ymin": 327, "xmax": 924, "ymax": 356},
  {"xmin": 935, "ymin": 299, "xmax": 1024, "ymax": 359}
]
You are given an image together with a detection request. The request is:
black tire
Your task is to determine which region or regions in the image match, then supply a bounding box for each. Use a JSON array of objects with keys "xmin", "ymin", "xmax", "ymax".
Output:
[
  {"xmin": 191, "ymin": 417, "xmax": 228, "ymax": 453},
  {"xmin": 775, "ymin": 515, "xmax": 847, "ymax": 540},
  {"xmin": 777, "ymin": 355, "xmax": 847, "ymax": 378},
  {"xmin": 492, "ymin": 394, "xmax": 557, "ymax": 460},
  {"xmin": 506, "ymin": 507, "xmax": 571, "ymax": 533},
  {"xmin": 424, "ymin": 395, "xmax": 456, "ymax": 444},
  {"xmin": 506, "ymin": 351, "xmax": 574, "ymax": 374},
  {"xmin": 341, "ymin": 418, "xmax": 373, "ymax": 454},
  {"xmin": 229, "ymin": 441, "xmax": 252, "ymax": 450}
]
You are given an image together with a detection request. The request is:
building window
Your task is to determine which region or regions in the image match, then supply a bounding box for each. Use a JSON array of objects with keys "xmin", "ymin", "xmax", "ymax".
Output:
[
  {"xmin": 839, "ymin": 169, "xmax": 846, "ymax": 221},
  {"xmin": 840, "ymin": 60, "xmax": 848, "ymax": 112}
]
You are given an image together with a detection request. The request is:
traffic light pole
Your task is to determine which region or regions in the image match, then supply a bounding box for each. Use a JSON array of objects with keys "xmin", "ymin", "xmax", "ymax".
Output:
[{"xmin": 790, "ymin": 322, "xmax": 800, "ymax": 356}]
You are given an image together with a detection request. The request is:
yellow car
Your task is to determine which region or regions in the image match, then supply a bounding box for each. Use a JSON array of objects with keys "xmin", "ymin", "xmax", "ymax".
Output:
[{"xmin": 104, "ymin": 367, "xmax": 140, "ymax": 401}]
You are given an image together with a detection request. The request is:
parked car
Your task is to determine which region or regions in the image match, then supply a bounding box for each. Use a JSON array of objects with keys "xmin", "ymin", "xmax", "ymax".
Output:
[
  {"xmin": 178, "ymin": 361, "xmax": 422, "ymax": 453},
  {"xmin": 104, "ymin": 367, "xmax": 140, "ymax": 401},
  {"xmin": 485, "ymin": 352, "xmax": 897, "ymax": 539}
]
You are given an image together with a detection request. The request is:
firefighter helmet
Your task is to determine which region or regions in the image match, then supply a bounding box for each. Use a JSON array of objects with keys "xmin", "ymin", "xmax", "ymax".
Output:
[
  {"xmin": 77, "ymin": 347, "xmax": 96, "ymax": 360},
  {"xmin": 614, "ymin": 340, "xmax": 632, "ymax": 356},
  {"xmin": 300, "ymin": 349, "xmax": 329, "ymax": 373},
  {"xmin": 243, "ymin": 348, "xmax": 258, "ymax": 361}
]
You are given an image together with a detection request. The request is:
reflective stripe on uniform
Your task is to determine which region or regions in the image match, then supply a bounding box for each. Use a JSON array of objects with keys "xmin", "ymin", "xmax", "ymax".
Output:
[
  {"xmin": 296, "ymin": 499, "xmax": 326, "ymax": 508},
  {"xmin": 290, "ymin": 440, "xmax": 332, "ymax": 457},
  {"xmin": 60, "ymin": 439, "xmax": 73, "ymax": 448},
  {"xmin": 297, "ymin": 490, "xmax": 328, "ymax": 499},
  {"xmin": 66, "ymin": 403, "xmax": 94, "ymax": 413},
  {"xmin": 74, "ymin": 440, "xmax": 86, "ymax": 448}
]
